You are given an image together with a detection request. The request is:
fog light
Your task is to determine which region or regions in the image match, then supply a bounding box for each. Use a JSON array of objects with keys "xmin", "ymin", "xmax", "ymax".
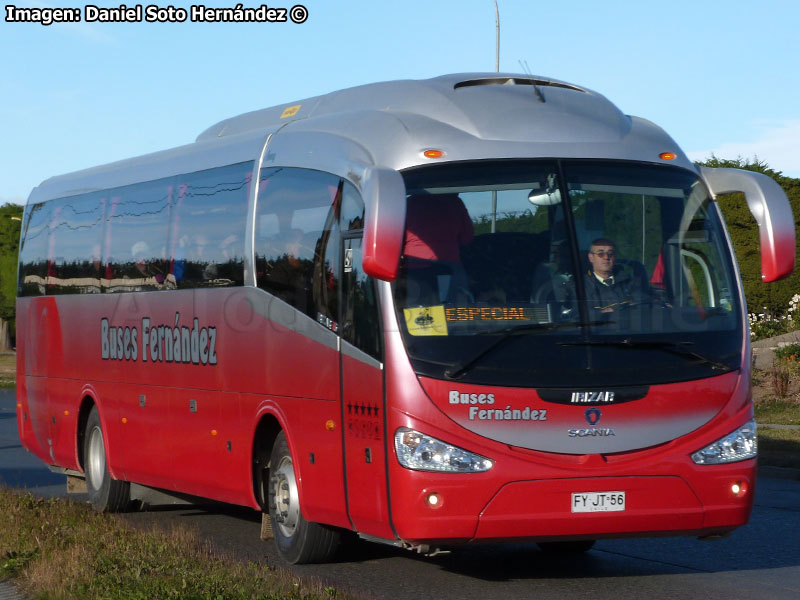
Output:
[
  {"xmin": 731, "ymin": 481, "xmax": 748, "ymax": 498},
  {"xmin": 426, "ymin": 493, "xmax": 441, "ymax": 508}
]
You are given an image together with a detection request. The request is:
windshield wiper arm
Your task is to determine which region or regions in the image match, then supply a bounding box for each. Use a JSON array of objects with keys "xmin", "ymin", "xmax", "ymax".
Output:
[
  {"xmin": 444, "ymin": 320, "xmax": 611, "ymax": 380},
  {"xmin": 558, "ymin": 338, "xmax": 733, "ymax": 371}
]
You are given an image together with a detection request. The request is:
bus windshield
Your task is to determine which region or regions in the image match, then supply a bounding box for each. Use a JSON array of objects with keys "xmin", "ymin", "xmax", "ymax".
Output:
[{"xmin": 395, "ymin": 160, "xmax": 743, "ymax": 387}]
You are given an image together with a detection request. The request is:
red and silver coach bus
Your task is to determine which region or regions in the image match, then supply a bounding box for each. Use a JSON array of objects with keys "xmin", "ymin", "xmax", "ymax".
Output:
[{"xmin": 16, "ymin": 74, "xmax": 795, "ymax": 563}]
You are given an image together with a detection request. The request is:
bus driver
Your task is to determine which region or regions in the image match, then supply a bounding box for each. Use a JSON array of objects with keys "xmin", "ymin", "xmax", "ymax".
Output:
[{"xmin": 583, "ymin": 238, "xmax": 644, "ymax": 314}]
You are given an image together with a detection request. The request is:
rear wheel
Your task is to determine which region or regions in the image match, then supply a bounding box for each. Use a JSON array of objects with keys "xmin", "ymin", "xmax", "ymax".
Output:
[
  {"xmin": 537, "ymin": 540, "xmax": 596, "ymax": 553},
  {"xmin": 84, "ymin": 407, "xmax": 130, "ymax": 512},
  {"xmin": 268, "ymin": 431, "xmax": 341, "ymax": 563}
]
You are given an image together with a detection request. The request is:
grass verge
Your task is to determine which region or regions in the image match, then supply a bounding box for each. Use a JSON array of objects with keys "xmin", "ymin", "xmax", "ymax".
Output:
[
  {"xmin": 754, "ymin": 398, "xmax": 800, "ymax": 425},
  {"xmin": 0, "ymin": 353, "xmax": 14, "ymax": 388},
  {"xmin": 0, "ymin": 488, "xmax": 344, "ymax": 600}
]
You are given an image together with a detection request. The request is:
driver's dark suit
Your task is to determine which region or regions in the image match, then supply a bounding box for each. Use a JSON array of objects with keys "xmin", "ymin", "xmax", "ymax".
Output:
[{"xmin": 583, "ymin": 269, "xmax": 645, "ymax": 313}]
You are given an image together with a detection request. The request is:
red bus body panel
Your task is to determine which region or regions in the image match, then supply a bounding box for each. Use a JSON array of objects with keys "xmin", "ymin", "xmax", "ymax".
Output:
[
  {"xmin": 16, "ymin": 289, "xmax": 349, "ymax": 525},
  {"xmin": 17, "ymin": 283, "xmax": 755, "ymax": 545},
  {"xmin": 379, "ymin": 321, "xmax": 755, "ymax": 545}
]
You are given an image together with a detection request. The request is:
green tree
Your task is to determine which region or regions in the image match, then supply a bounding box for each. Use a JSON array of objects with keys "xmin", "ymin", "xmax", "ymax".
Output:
[
  {"xmin": 0, "ymin": 203, "xmax": 23, "ymax": 350},
  {"xmin": 696, "ymin": 155, "xmax": 800, "ymax": 315}
]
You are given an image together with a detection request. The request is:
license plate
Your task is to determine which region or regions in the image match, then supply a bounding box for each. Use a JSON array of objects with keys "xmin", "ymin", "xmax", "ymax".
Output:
[{"xmin": 571, "ymin": 491, "xmax": 626, "ymax": 513}]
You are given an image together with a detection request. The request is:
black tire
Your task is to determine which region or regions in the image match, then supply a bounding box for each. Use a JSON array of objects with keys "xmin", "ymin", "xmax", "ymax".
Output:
[
  {"xmin": 84, "ymin": 407, "xmax": 130, "ymax": 512},
  {"xmin": 268, "ymin": 431, "xmax": 341, "ymax": 564},
  {"xmin": 537, "ymin": 540, "xmax": 596, "ymax": 553}
]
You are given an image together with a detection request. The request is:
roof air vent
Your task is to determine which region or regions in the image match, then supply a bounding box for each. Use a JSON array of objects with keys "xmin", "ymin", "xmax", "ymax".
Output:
[{"xmin": 454, "ymin": 77, "xmax": 586, "ymax": 93}]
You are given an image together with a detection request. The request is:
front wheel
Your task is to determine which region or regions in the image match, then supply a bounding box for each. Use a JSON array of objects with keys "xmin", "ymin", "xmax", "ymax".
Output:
[
  {"xmin": 84, "ymin": 407, "xmax": 130, "ymax": 512},
  {"xmin": 268, "ymin": 431, "xmax": 341, "ymax": 563}
]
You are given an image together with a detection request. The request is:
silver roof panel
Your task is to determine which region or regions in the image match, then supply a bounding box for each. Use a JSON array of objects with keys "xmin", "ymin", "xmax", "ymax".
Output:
[
  {"xmin": 26, "ymin": 129, "xmax": 271, "ymax": 205},
  {"xmin": 27, "ymin": 72, "xmax": 697, "ymax": 205},
  {"xmin": 199, "ymin": 72, "xmax": 695, "ymax": 173}
]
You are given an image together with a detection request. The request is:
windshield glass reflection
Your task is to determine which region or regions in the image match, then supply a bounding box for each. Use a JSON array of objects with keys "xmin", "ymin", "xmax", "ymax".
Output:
[{"xmin": 394, "ymin": 160, "xmax": 742, "ymax": 387}]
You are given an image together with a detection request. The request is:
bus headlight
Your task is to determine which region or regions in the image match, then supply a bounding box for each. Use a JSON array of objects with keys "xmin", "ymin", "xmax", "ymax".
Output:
[
  {"xmin": 691, "ymin": 420, "xmax": 757, "ymax": 465},
  {"xmin": 394, "ymin": 428, "xmax": 493, "ymax": 473}
]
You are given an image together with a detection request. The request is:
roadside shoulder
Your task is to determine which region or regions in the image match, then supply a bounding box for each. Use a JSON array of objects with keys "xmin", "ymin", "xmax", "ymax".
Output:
[
  {"xmin": 758, "ymin": 464, "xmax": 800, "ymax": 481},
  {"xmin": 0, "ymin": 580, "xmax": 26, "ymax": 600}
]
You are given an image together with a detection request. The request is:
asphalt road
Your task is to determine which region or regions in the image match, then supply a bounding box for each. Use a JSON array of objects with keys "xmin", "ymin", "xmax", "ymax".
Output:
[{"xmin": 2, "ymin": 387, "xmax": 799, "ymax": 600}]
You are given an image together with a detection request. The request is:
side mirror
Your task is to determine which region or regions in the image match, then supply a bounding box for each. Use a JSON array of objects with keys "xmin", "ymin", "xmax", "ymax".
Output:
[
  {"xmin": 700, "ymin": 166, "xmax": 795, "ymax": 282},
  {"xmin": 362, "ymin": 167, "xmax": 406, "ymax": 281}
]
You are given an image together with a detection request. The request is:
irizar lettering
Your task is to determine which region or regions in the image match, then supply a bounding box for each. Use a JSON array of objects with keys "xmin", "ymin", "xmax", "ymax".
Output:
[
  {"xmin": 571, "ymin": 391, "xmax": 615, "ymax": 403},
  {"xmin": 101, "ymin": 313, "xmax": 217, "ymax": 365}
]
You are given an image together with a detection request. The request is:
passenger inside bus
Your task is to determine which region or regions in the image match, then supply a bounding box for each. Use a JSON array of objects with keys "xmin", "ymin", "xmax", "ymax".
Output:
[
  {"xmin": 171, "ymin": 234, "xmax": 190, "ymax": 282},
  {"xmin": 200, "ymin": 234, "xmax": 239, "ymax": 281},
  {"xmin": 402, "ymin": 193, "xmax": 474, "ymax": 304},
  {"xmin": 131, "ymin": 240, "xmax": 166, "ymax": 287},
  {"xmin": 531, "ymin": 238, "xmax": 573, "ymax": 304},
  {"xmin": 261, "ymin": 218, "xmax": 310, "ymax": 310}
]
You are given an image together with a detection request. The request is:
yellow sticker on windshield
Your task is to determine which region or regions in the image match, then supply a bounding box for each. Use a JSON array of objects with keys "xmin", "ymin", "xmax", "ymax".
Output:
[{"xmin": 404, "ymin": 306, "xmax": 448, "ymax": 336}]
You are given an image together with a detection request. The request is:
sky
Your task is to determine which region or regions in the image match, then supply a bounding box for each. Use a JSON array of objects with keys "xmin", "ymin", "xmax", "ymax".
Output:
[{"xmin": 2, "ymin": 0, "xmax": 799, "ymax": 206}]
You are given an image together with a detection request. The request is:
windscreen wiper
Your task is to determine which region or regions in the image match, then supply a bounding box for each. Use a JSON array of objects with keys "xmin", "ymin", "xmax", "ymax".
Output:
[
  {"xmin": 444, "ymin": 320, "xmax": 611, "ymax": 380},
  {"xmin": 557, "ymin": 338, "xmax": 734, "ymax": 371}
]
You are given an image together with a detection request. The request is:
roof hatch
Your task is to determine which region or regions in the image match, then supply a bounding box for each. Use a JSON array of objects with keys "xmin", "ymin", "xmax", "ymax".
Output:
[{"xmin": 453, "ymin": 77, "xmax": 587, "ymax": 93}]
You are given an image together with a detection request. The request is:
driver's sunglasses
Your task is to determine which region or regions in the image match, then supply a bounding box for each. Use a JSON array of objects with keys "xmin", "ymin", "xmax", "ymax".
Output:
[{"xmin": 591, "ymin": 250, "xmax": 616, "ymax": 258}]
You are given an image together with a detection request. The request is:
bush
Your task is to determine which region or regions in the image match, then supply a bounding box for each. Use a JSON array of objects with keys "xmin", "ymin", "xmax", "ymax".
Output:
[
  {"xmin": 773, "ymin": 343, "xmax": 800, "ymax": 362},
  {"xmin": 749, "ymin": 294, "xmax": 800, "ymax": 341}
]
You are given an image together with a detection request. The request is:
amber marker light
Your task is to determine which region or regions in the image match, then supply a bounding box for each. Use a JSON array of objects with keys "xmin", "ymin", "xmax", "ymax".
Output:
[
  {"xmin": 122, "ymin": 417, "xmax": 128, "ymax": 424},
  {"xmin": 423, "ymin": 149, "xmax": 445, "ymax": 159},
  {"xmin": 325, "ymin": 420, "xmax": 336, "ymax": 432},
  {"xmin": 659, "ymin": 152, "xmax": 677, "ymax": 160},
  {"xmin": 211, "ymin": 430, "xmax": 218, "ymax": 436},
  {"xmin": 64, "ymin": 410, "xmax": 69, "ymax": 416}
]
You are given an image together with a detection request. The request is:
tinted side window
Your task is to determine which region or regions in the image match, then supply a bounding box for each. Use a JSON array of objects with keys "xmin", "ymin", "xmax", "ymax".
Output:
[
  {"xmin": 18, "ymin": 202, "xmax": 52, "ymax": 296},
  {"xmin": 342, "ymin": 237, "xmax": 381, "ymax": 359},
  {"xmin": 48, "ymin": 195, "xmax": 105, "ymax": 294},
  {"xmin": 340, "ymin": 182, "xmax": 364, "ymax": 231},
  {"xmin": 105, "ymin": 179, "xmax": 172, "ymax": 292},
  {"xmin": 255, "ymin": 168, "xmax": 340, "ymax": 325},
  {"xmin": 18, "ymin": 195, "xmax": 106, "ymax": 296},
  {"xmin": 171, "ymin": 163, "xmax": 251, "ymax": 288},
  {"xmin": 19, "ymin": 162, "xmax": 251, "ymax": 296}
]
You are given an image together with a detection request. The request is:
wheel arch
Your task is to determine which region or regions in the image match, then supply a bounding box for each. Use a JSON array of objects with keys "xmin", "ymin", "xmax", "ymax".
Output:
[
  {"xmin": 251, "ymin": 408, "xmax": 284, "ymax": 511},
  {"xmin": 76, "ymin": 387, "xmax": 123, "ymax": 481},
  {"xmin": 76, "ymin": 391, "xmax": 98, "ymax": 472}
]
